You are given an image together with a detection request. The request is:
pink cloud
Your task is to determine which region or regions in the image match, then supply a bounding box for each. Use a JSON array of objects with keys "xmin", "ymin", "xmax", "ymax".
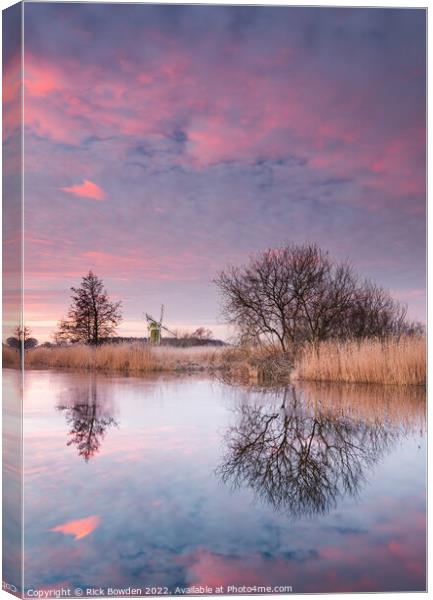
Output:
[
  {"xmin": 3, "ymin": 53, "xmax": 21, "ymax": 142},
  {"xmin": 20, "ymin": 25, "xmax": 425, "ymax": 344},
  {"xmin": 22, "ymin": 44, "xmax": 424, "ymax": 213},
  {"xmin": 61, "ymin": 180, "xmax": 106, "ymax": 200},
  {"xmin": 49, "ymin": 515, "xmax": 101, "ymax": 540}
]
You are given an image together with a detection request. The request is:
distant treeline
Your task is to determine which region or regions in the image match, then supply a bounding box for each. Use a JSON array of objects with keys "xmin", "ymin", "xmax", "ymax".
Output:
[
  {"xmin": 99, "ymin": 336, "xmax": 226, "ymax": 348},
  {"xmin": 15, "ymin": 336, "xmax": 227, "ymax": 349}
]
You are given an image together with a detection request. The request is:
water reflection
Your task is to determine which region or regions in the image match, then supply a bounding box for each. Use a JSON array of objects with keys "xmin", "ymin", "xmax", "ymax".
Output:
[
  {"xmin": 219, "ymin": 383, "xmax": 425, "ymax": 517},
  {"xmin": 20, "ymin": 371, "xmax": 425, "ymax": 593},
  {"xmin": 3, "ymin": 369, "xmax": 23, "ymax": 595},
  {"xmin": 56, "ymin": 376, "xmax": 117, "ymax": 461}
]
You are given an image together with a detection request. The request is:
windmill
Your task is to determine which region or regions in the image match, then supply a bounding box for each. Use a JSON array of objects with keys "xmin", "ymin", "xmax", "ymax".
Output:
[{"xmin": 145, "ymin": 305, "xmax": 177, "ymax": 345}]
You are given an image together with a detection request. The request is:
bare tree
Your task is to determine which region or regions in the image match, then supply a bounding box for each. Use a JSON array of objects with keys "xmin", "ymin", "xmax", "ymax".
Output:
[
  {"xmin": 215, "ymin": 242, "xmax": 409, "ymax": 349},
  {"xmin": 292, "ymin": 255, "xmax": 358, "ymax": 347},
  {"xmin": 171, "ymin": 327, "xmax": 215, "ymax": 347},
  {"xmin": 350, "ymin": 281, "xmax": 410, "ymax": 340},
  {"xmin": 7, "ymin": 326, "xmax": 38, "ymax": 354},
  {"xmin": 215, "ymin": 247, "xmax": 300, "ymax": 351},
  {"xmin": 191, "ymin": 327, "xmax": 213, "ymax": 341},
  {"xmin": 57, "ymin": 271, "xmax": 122, "ymax": 345}
]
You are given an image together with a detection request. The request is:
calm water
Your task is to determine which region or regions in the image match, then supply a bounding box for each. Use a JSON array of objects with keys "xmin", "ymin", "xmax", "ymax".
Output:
[{"xmin": 6, "ymin": 370, "xmax": 427, "ymax": 594}]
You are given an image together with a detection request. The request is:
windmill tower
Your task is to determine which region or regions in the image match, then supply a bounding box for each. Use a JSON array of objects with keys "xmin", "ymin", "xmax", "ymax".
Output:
[{"xmin": 145, "ymin": 305, "xmax": 177, "ymax": 345}]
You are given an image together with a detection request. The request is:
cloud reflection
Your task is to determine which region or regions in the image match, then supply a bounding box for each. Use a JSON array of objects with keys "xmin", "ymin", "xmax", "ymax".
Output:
[{"xmin": 49, "ymin": 515, "xmax": 101, "ymax": 540}]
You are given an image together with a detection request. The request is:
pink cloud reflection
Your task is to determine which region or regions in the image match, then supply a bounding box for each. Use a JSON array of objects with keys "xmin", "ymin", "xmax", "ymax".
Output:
[{"xmin": 49, "ymin": 515, "xmax": 101, "ymax": 540}]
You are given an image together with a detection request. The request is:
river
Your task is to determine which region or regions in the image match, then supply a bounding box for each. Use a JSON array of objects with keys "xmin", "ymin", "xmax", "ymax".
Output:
[{"xmin": 3, "ymin": 369, "xmax": 426, "ymax": 594}]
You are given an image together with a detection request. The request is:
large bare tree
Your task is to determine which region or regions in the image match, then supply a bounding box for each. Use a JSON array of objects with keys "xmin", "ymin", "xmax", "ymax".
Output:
[
  {"xmin": 215, "ymin": 242, "xmax": 410, "ymax": 350},
  {"xmin": 57, "ymin": 271, "xmax": 122, "ymax": 345}
]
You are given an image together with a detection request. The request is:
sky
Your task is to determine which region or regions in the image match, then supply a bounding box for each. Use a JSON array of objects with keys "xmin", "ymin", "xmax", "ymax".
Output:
[{"xmin": 6, "ymin": 3, "xmax": 427, "ymax": 341}]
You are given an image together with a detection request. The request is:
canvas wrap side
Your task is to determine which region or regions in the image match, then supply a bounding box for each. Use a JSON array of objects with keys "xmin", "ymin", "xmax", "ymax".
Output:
[{"xmin": 3, "ymin": 2, "xmax": 24, "ymax": 597}]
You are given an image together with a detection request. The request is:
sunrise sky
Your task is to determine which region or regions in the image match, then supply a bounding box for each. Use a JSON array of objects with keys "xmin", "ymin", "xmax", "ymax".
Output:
[{"xmin": 12, "ymin": 3, "xmax": 427, "ymax": 341}]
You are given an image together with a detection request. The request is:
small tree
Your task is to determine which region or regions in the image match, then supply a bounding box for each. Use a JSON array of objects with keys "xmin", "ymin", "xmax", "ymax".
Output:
[
  {"xmin": 174, "ymin": 327, "xmax": 214, "ymax": 347},
  {"xmin": 57, "ymin": 271, "xmax": 122, "ymax": 345},
  {"xmin": 191, "ymin": 327, "xmax": 213, "ymax": 341},
  {"xmin": 7, "ymin": 326, "xmax": 38, "ymax": 351}
]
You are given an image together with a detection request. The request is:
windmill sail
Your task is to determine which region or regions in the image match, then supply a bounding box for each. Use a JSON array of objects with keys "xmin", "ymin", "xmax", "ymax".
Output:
[{"xmin": 145, "ymin": 305, "xmax": 176, "ymax": 344}]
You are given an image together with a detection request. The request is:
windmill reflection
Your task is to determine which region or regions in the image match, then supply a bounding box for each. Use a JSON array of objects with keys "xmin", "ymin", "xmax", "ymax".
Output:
[
  {"xmin": 218, "ymin": 386, "xmax": 402, "ymax": 517},
  {"xmin": 57, "ymin": 376, "xmax": 118, "ymax": 461}
]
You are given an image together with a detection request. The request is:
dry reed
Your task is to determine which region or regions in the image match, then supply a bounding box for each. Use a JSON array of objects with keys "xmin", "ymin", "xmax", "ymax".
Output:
[
  {"xmin": 3, "ymin": 343, "xmax": 224, "ymax": 374},
  {"xmin": 294, "ymin": 336, "xmax": 426, "ymax": 386},
  {"xmin": 3, "ymin": 342, "xmax": 292, "ymax": 382},
  {"xmin": 3, "ymin": 336, "xmax": 425, "ymax": 386},
  {"xmin": 2, "ymin": 345, "xmax": 19, "ymax": 367}
]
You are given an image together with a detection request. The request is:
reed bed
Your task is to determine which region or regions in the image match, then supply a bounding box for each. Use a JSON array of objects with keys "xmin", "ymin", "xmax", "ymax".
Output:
[
  {"xmin": 294, "ymin": 336, "xmax": 426, "ymax": 386},
  {"xmin": 3, "ymin": 343, "xmax": 224, "ymax": 374},
  {"xmin": 3, "ymin": 341, "xmax": 292, "ymax": 382},
  {"xmin": 3, "ymin": 336, "xmax": 425, "ymax": 385},
  {"xmin": 2, "ymin": 345, "xmax": 19, "ymax": 367}
]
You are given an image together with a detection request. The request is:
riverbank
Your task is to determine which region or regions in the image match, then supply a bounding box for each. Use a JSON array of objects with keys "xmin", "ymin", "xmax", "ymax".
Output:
[
  {"xmin": 2, "ymin": 343, "xmax": 285, "ymax": 382},
  {"xmin": 2, "ymin": 336, "xmax": 425, "ymax": 386}
]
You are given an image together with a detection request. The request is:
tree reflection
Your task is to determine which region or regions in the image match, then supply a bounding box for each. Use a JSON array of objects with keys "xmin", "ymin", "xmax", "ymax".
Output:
[
  {"xmin": 57, "ymin": 376, "xmax": 118, "ymax": 461},
  {"xmin": 218, "ymin": 386, "xmax": 399, "ymax": 517}
]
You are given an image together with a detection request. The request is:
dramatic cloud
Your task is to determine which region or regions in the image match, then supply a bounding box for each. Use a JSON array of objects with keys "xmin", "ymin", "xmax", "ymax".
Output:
[{"xmin": 17, "ymin": 4, "xmax": 426, "ymax": 340}]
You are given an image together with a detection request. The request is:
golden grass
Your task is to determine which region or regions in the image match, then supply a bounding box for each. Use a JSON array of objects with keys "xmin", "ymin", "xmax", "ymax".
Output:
[
  {"xmin": 3, "ymin": 343, "xmax": 224, "ymax": 374},
  {"xmin": 3, "ymin": 336, "xmax": 425, "ymax": 386},
  {"xmin": 294, "ymin": 336, "xmax": 426, "ymax": 386},
  {"xmin": 2, "ymin": 345, "xmax": 19, "ymax": 367},
  {"xmin": 3, "ymin": 342, "xmax": 292, "ymax": 383}
]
